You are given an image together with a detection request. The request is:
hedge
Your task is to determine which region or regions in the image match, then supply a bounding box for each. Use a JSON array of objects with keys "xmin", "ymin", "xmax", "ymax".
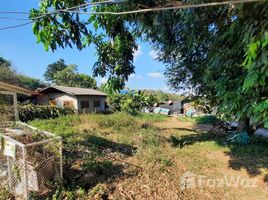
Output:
[{"xmin": 19, "ymin": 104, "xmax": 75, "ymax": 122}]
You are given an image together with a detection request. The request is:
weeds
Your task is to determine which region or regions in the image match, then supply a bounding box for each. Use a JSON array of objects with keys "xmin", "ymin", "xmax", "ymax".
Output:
[
  {"xmin": 135, "ymin": 113, "xmax": 168, "ymax": 122},
  {"xmin": 14, "ymin": 112, "xmax": 268, "ymax": 199},
  {"xmin": 177, "ymin": 115, "xmax": 219, "ymax": 124}
]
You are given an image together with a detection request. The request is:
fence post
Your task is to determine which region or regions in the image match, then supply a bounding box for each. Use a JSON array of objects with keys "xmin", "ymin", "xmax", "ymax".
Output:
[
  {"xmin": 59, "ymin": 138, "xmax": 63, "ymax": 179},
  {"xmin": 13, "ymin": 92, "xmax": 19, "ymax": 121},
  {"xmin": 22, "ymin": 146, "xmax": 28, "ymax": 200},
  {"xmin": 7, "ymin": 157, "xmax": 13, "ymax": 191}
]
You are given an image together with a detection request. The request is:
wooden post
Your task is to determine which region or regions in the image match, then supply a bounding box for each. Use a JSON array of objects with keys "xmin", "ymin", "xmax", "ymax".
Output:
[
  {"xmin": 7, "ymin": 157, "xmax": 13, "ymax": 191},
  {"xmin": 13, "ymin": 92, "xmax": 19, "ymax": 121},
  {"xmin": 59, "ymin": 138, "xmax": 63, "ymax": 179},
  {"xmin": 22, "ymin": 146, "xmax": 28, "ymax": 200}
]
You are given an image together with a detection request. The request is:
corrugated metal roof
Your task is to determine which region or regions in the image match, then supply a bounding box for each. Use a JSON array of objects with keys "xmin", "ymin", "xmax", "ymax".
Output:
[{"xmin": 39, "ymin": 86, "xmax": 107, "ymax": 96}]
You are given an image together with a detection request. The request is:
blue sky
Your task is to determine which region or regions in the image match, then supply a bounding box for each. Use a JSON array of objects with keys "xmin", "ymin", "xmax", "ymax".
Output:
[{"xmin": 0, "ymin": 0, "xmax": 171, "ymax": 92}]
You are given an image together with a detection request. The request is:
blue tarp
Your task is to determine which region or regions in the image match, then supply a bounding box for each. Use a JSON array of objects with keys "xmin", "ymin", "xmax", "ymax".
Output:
[{"xmin": 154, "ymin": 107, "xmax": 170, "ymax": 115}]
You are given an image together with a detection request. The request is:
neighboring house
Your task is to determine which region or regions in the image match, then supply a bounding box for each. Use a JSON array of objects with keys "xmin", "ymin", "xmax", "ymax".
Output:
[
  {"xmin": 36, "ymin": 86, "xmax": 107, "ymax": 113},
  {"xmin": 159, "ymin": 100, "xmax": 183, "ymax": 115}
]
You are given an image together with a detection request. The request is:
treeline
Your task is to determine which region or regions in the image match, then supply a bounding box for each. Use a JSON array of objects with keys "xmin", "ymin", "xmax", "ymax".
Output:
[
  {"xmin": 0, "ymin": 57, "xmax": 97, "ymax": 90},
  {"xmin": 0, "ymin": 57, "xmax": 45, "ymax": 90}
]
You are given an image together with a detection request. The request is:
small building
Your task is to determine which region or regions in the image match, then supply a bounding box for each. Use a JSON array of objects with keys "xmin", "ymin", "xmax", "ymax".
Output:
[
  {"xmin": 159, "ymin": 100, "xmax": 183, "ymax": 115},
  {"xmin": 0, "ymin": 81, "xmax": 33, "ymax": 121},
  {"xmin": 36, "ymin": 86, "xmax": 107, "ymax": 113}
]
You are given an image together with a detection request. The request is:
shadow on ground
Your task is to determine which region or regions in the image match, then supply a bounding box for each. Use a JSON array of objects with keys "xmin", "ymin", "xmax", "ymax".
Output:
[
  {"xmin": 167, "ymin": 127, "xmax": 268, "ymax": 180},
  {"xmin": 53, "ymin": 134, "xmax": 140, "ymax": 198}
]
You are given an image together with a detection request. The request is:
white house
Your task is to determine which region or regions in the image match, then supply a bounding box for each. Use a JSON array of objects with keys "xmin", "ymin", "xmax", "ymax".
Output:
[{"xmin": 36, "ymin": 86, "xmax": 107, "ymax": 113}]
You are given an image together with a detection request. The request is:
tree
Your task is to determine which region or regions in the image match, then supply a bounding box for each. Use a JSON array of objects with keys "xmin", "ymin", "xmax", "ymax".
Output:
[
  {"xmin": 44, "ymin": 59, "xmax": 67, "ymax": 81},
  {"xmin": 153, "ymin": 3, "xmax": 268, "ymax": 130},
  {"xmin": 30, "ymin": 1, "xmax": 268, "ymax": 128},
  {"xmin": 52, "ymin": 64, "xmax": 97, "ymax": 88},
  {"xmin": 0, "ymin": 57, "xmax": 44, "ymax": 90},
  {"xmin": 109, "ymin": 90, "xmax": 148, "ymax": 115},
  {"xmin": 30, "ymin": 1, "xmax": 138, "ymax": 92},
  {"xmin": 146, "ymin": 94, "xmax": 158, "ymax": 106}
]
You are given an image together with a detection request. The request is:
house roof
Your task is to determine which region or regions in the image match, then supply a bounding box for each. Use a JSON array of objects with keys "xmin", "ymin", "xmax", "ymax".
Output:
[
  {"xmin": 0, "ymin": 81, "xmax": 33, "ymax": 96},
  {"xmin": 38, "ymin": 86, "xmax": 107, "ymax": 97}
]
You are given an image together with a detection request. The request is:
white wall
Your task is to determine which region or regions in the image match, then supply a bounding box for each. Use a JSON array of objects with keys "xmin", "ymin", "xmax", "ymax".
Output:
[
  {"xmin": 37, "ymin": 93, "xmax": 107, "ymax": 112},
  {"xmin": 37, "ymin": 93, "xmax": 78, "ymax": 109},
  {"xmin": 77, "ymin": 95, "xmax": 106, "ymax": 112}
]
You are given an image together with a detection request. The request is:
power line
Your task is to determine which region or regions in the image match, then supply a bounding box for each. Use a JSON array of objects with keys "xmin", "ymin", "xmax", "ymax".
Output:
[
  {"xmin": 31, "ymin": 0, "xmax": 126, "ymax": 21},
  {"xmin": 63, "ymin": 0, "xmax": 267, "ymax": 15},
  {"xmin": 0, "ymin": 21, "xmax": 32, "ymax": 31},
  {"xmin": 0, "ymin": 11, "xmax": 30, "ymax": 15},
  {"xmin": 0, "ymin": 0, "xmax": 266, "ymax": 31},
  {"xmin": 0, "ymin": 0, "xmax": 121, "ymax": 31},
  {"xmin": 0, "ymin": 0, "xmax": 124, "ymax": 16},
  {"xmin": 0, "ymin": 17, "xmax": 30, "ymax": 21}
]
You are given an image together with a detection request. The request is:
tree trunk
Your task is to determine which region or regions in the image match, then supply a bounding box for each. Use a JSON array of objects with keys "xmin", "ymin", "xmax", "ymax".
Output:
[{"xmin": 237, "ymin": 117, "xmax": 250, "ymax": 132}]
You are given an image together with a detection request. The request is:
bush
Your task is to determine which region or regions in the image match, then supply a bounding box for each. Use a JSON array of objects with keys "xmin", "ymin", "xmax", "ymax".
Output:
[
  {"xmin": 108, "ymin": 90, "xmax": 149, "ymax": 115},
  {"xmin": 30, "ymin": 115, "xmax": 79, "ymax": 137},
  {"xmin": 92, "ymin": 112, "xmax": 138, "ymax": 130},
  {"xmin": 19, "ymin": 104, "xmax": 75, "ymax": 122},
  {"xmin": 194, "ymin": 115, "xmax": 219, "ymax": 124},
  {"xmin": 0, "ymin": 104, "xmax": 14, "ymax": 121}
]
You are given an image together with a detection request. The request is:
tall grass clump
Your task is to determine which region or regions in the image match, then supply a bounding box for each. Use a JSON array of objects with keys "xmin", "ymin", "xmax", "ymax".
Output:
[
  {"xmin": 91, "ymin": 112, "xmax": 138, "ymax": 130},
  {"xmin": 30, "ymin": 115, "xmax": 81, "ymax": 137}
]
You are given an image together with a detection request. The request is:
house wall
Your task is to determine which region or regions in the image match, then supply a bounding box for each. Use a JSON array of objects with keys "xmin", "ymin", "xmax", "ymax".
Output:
[
  {"xmin": 37, "ymin": 93, "xmax": 78, "ymax": 109},
  {"xmin": 77, "ymin": 95, "xmax": 106, "ymax": 112}
]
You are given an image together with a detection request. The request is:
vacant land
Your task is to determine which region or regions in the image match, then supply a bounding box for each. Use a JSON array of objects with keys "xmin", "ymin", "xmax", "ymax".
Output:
[{"xmin": 2, "ymin": 113, "xmax": 268, "ymax": 199}]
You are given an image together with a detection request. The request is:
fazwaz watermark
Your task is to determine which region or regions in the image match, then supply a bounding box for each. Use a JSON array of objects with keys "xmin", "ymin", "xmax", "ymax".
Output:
[{"xmin": 180, "ymin": 171, "xmax": 259, "ymax": 190}]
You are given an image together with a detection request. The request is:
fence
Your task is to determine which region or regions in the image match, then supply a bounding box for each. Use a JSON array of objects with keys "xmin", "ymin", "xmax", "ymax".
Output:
[{"xmin": 0, "ymin": 122, "xmax": 62, "ymax": 199}]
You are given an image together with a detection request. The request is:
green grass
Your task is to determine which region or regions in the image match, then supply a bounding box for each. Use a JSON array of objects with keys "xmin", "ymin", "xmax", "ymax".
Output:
[
  {"xmin": 27, "ymin": 112, "xmax": 168, "ymax": 198},
  {"xmin": 135, "ymin": 113, "xmax": 168, "ymax": 122},
  {"xmin": 3, "ymin": 112, "xmax": 266, "ymax": 199},
  {"xmin": 177, "ymin": 115, "xmax": 219, "ymax": 124}
]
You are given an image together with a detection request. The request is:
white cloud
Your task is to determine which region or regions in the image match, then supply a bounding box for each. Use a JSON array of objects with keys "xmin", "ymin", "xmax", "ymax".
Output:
[
  {"xmin": 134, "ymin": 45, "xmax": 143, "ymax": 60},
  {"xmin": 100, "ymin": 77, "xmax": 108, "ymax": 84},
  {"xmin": 147, "ymin": 72, "xmax": 163, "ymax": 78},
  {"xmin": 130, "ymin": 74, "xmax": 143, "ymax": 79},
  {"xmin": 149, "ymin": 50, "xmax": 158, "ymax": 60}
]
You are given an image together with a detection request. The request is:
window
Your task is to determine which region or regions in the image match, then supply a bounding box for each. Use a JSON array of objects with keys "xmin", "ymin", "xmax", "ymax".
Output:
[
  {"xmin": 49, "ymin": 99, "xmax": 56, "ymax": 106},
  {"xmin": 81, "ymin": 101, "xmax": 89, "ymax": 109},
  {"xmin": 63, "ymin": 101, "xmax": 73, "ymax": 108},
  {"xmin": 93, "ymin": 100, "xmax": 101, "ymax": 108}
]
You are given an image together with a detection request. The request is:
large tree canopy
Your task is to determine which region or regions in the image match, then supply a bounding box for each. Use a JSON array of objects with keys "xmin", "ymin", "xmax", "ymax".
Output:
[
  {"xmin": 30, "ymin": 0, "xmax": 268, "ymax": 127},
  {"xmin": 44, "ymin": 59, "xmax": 97, "ymax": 88},
  {"xmin": 44, "ymin": 58, "xmax": 67, "ymax": 81}
]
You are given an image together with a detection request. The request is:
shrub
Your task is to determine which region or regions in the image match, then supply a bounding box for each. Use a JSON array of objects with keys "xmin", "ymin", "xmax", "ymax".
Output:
[
  {"xmin": 194, "ymin": 115, "xmax": 219, "ymax": 124},
  {"xmin": 19, "ymin": 104, "xmax": 75, "ymax": 122},
  {"xmin": 30, "ymin": 115, "xmax": 80, "ymax": 137},
  {"xmin": 0, "ymin": 104, "xmax": 14, "ymax": 121},
  {"xmin": 92, "ymin": 112, "xmax": 138, "ymax": 130},
  {"xmin": 108, "ymin": 90, "xmax": 149, "ymax": 115}
]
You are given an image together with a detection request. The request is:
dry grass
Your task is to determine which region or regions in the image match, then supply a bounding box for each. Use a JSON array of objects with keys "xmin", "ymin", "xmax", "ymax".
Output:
[{"xmin": 2, "ymin": 113, "xmax": 266, "ymax": 199}]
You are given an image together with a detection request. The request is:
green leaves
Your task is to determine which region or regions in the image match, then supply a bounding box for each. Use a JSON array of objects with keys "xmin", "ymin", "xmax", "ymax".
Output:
[
  {"xmin": 109, "ymin": 90, "xmax": 148, "ymax": 115},
  {"xmin": 44, "ymin": 59, "xmax": 97, "ymax": 88},
  {"xmin": 30, "ymin": 0, "xmax": 137, "ymax": 92},
  {"xmin": 253, "ymin": 99, "xmax": 268, "ymax": 128},
  {"xmin": 242, "ymin": 71, "xmax": 259, "ymax": 91}
]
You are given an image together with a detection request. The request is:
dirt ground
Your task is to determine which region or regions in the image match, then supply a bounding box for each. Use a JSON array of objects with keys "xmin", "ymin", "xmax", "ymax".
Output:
[
  {"xmin": 152, "ymin": 117, "xmax": 268, "ymax": 200},
  {"xmin": 26, "ymin": 114, "xmax": 268, "ymax": 200}
]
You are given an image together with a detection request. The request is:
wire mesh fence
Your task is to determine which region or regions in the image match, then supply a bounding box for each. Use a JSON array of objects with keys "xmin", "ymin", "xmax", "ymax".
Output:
[{"xmin": 0, "ymin": 122, "xmax": 62, "ymax": 199}]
